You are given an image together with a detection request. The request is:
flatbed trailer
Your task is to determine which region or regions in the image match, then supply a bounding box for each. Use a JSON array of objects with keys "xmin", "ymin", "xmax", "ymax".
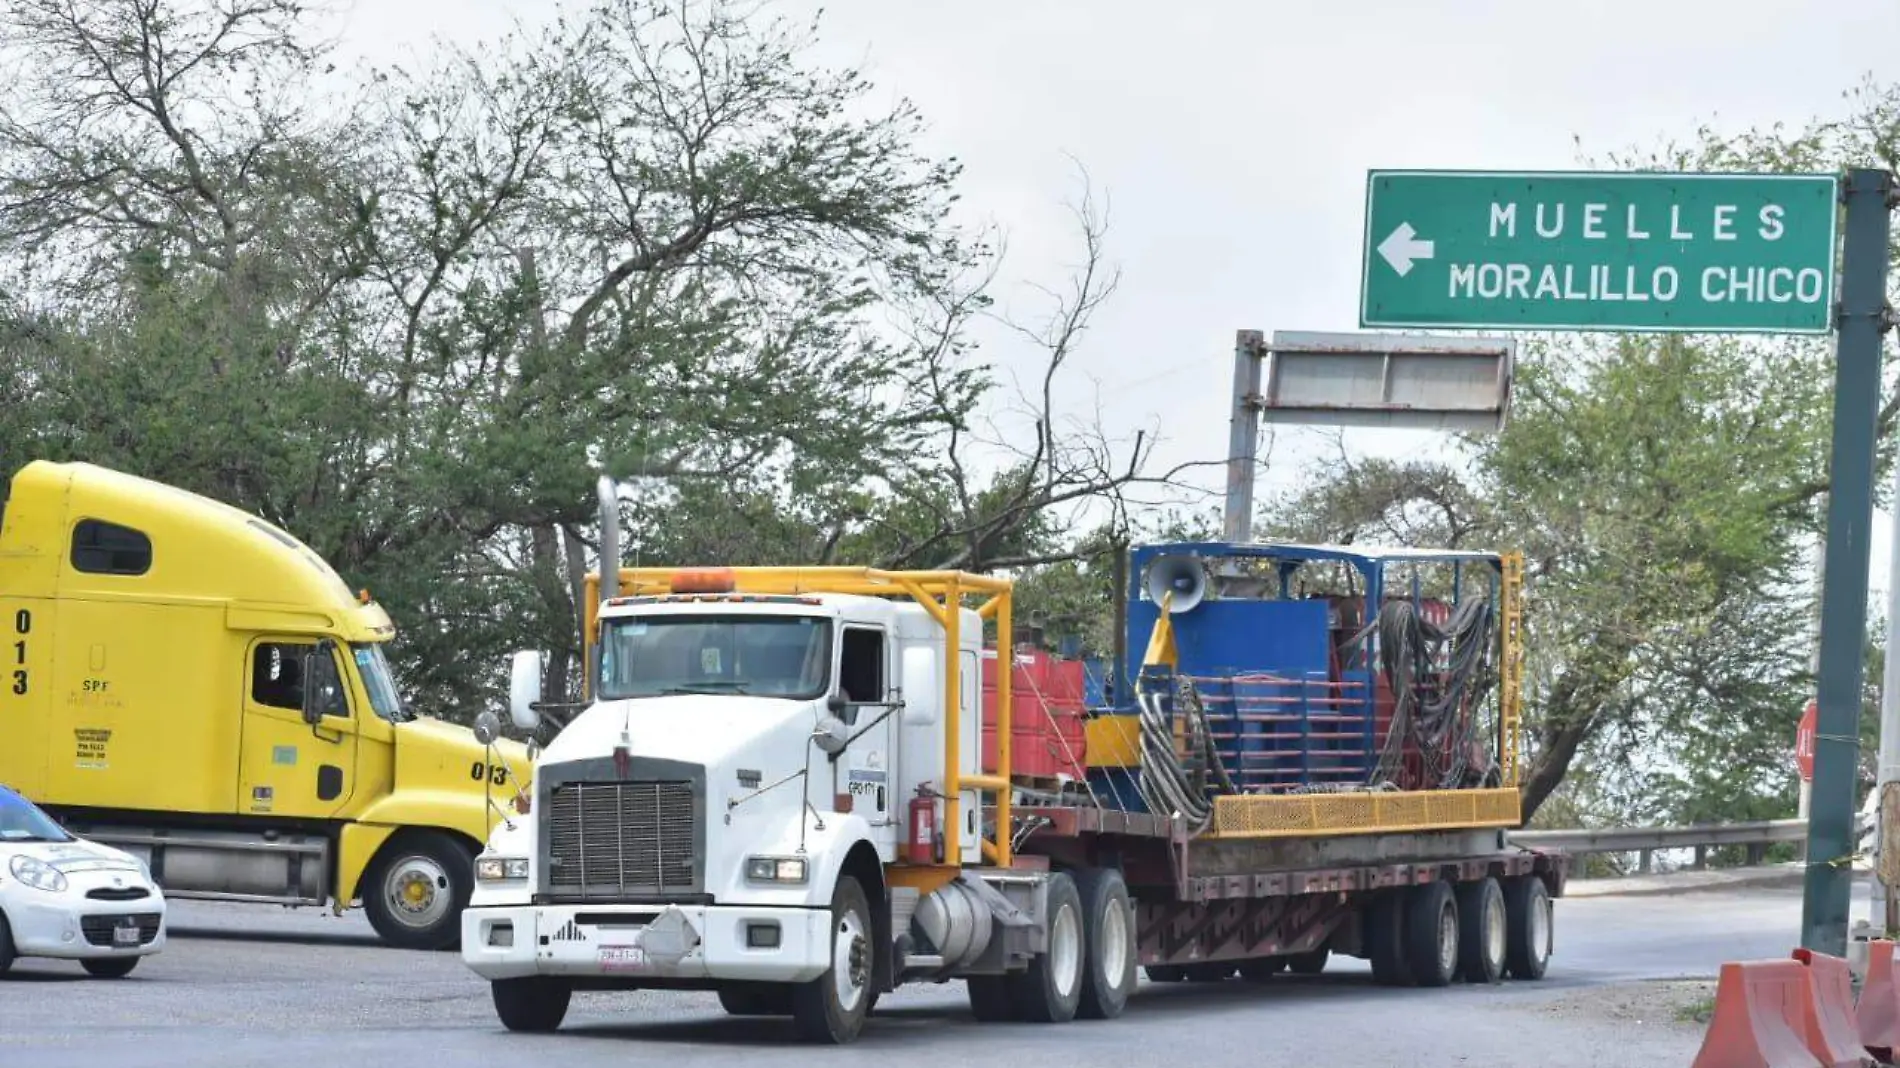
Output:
[
  {"xmin": 458, "ymin": 485, "xmax": 1568, "ymax": 1041},
  {"xmin": 1007, "ymin": 803, "xmax": 1565, "ymax": 986}
]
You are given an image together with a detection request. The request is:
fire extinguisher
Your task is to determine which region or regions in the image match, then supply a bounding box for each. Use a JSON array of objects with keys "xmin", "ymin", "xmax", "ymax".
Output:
[{"xmin": 907, "ymin": 785, "xmax": 936, "ymax": 864}]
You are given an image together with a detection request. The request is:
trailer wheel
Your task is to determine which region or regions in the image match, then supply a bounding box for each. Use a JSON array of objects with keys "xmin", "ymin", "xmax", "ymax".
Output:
[
  {"xmin": 1456, "ymin": 877, "xmax": 1507, "ymax": 984},
  {"xmin": 1010, "ymin": 870, "xmax": 1085, "ymax": 1023},
  {"xmin": 1364, "ymin": 891, "xmax": 1410, "ymax": 987},
  {"xmin": 1502, "ymin": 875, "xmax": 1552, "ymax": 980},
  {"xmin": 719, "ymin": 981, "xmax": 794, "ymax": 1016},
  {"xmin": 1074, "ymin": 867, "xmax": 1137, "ymax": 1020},
  {"xmin": 1144, "ymin": 964, "xmax": 1186, "ymax": 983},
  {"xmin": 790, "ymin": 874, "xmax": 876, "ymax": 1043},
  {"xmin": 1237, "ymin": 956, "xmax": 1287, "ymax": 981},
  {"xmin": 1403, "ymin": 881, "xmax": 1459, "ymax": 988},
  {"xmin": 362, "ymin": 829, "xmax": 475, "ymax": 951},
  {"xmin": 491, "ymin": 976, "xmax": 571, "ymax": 1032}
]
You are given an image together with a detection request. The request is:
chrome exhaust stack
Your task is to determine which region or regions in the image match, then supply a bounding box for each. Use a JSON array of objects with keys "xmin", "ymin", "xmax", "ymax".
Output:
[{"xmin": 596, "ymin": 474, "xmax": 621, "ymax": 603}]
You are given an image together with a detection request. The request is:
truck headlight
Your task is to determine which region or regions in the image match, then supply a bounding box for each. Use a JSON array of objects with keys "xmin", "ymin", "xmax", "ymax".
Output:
[
  {"xmin": 475, "ymin": 856, "xmax": 529, "ymax": 882},
  {"xmin": 744, "ymin": 855, "xmax": 808, "ymax": 884},
  {"xmin": 9, "ymin": 854, "xmax": 68, "ymax": 893}
]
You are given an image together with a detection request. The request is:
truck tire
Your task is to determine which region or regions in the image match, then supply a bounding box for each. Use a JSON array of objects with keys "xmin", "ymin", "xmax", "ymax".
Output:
[
  {"xmin": 1364, "ymin": 891, "xmax": 1409, "ymax": 987},
  {"xmin": 1502, "ymin": 875, "xmax": 1552, "ymax": 980},
  {"xmin": 363, "ymin": 830, "xmax": 475, "ymax": 951},
  {"xmin": 1456, "ymin": 877, "xmax": 1507, "ymax": 984},
  {"xmin": 491, "ymin": 976, "xmax": 571, "ymax": 1032},
  {"xmin": 1074, "ymin": 867, "xmax": 1136, "ymax": 1020},
  {"xmin": 789, "ymin": 874, "xmax": 875, "ymax": 1044},
  {"xmin": 1009, "ymin": 870, "xmax": 1085, "ymax": 1023},
  {"xmin": 1403, "ymin": 880, "xmax": 1459, "ymax": 988},
  {"xmin": 719, "ymin": 982, "xmax": 794, "ymax": 1016}
]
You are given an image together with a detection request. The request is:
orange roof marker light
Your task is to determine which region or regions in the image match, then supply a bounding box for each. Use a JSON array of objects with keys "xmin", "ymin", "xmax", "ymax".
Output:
[{"xmin": 670, "ymin": 567, "xmax": 737, "ymax": 594}]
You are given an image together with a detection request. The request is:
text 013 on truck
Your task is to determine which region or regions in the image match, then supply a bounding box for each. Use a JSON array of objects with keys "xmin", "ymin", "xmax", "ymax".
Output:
[
  {"xmin": 0, "ymin": 460, "xmax": 532, "ymax": 950},
  {"xmin": 459, "ymin": 477, "xmax": 1568, "ymax": 1043}
]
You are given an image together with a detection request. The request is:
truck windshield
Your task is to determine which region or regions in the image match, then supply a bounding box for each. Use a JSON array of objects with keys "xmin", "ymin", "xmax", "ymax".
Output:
[
  {"xmin": 0, "ymin": 786, "xmax": 72, "ymax": 843},
  {"xmin": 352, "ymin": 643, "xmax": 408, "ymax": 722},
  {"xmin": 597, "ymin": 614, "xmax": 831, "ymax": 700}
]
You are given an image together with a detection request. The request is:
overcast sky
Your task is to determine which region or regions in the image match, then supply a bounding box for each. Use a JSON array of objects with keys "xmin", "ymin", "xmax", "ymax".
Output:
[{"xmin": 324, "ymin": 0, "xmax": 1900, "ymax": 593}]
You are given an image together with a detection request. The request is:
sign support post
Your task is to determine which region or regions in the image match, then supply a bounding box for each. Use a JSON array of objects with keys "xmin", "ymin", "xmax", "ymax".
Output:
[{"xmin": 1803, "ymin": 168, "xmax": 1895, "ymax": 957}]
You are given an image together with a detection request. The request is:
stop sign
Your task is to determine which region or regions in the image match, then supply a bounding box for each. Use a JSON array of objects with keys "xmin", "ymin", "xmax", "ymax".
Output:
[{"xmin": 1797, "ymin": 697, "xmax": 1817, "ymax": 781}]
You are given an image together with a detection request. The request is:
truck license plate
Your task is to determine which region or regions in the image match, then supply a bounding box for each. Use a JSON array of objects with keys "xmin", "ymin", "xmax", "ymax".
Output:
[
  {"xmin": 598, "ymin": 944, "xmax": 645, "ymax": 971},
  {"xmin": 112, "ymin": 923, "xmax": 139, "ymax": 946}
]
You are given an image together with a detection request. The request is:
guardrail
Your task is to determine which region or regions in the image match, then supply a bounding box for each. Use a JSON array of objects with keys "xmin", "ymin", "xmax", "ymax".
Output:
[{"xmin": 1509, "ymin": 814, "xmax": 1876, "ymax": 875}]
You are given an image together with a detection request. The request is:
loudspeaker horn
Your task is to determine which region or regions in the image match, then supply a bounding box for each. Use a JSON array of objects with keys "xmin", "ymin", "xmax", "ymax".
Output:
[{"xmin": 1144, "ymin": 554, "xmax": 1206, "ymax": 614}]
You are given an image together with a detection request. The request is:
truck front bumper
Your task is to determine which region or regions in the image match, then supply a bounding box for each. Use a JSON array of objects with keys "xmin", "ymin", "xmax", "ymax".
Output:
[{"xmin": 461, "ymin": 901, "xmax": 832, "ymax": 984}]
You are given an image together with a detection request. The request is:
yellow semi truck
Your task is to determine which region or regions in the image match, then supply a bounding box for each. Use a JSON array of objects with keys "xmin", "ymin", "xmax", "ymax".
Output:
[{"xmin": 0, "ymin": 460, "xmax": 531, "ymax": 950}]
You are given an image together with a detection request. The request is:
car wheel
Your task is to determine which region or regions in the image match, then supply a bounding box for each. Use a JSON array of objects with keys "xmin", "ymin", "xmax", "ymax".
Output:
[
  {"xmin": 0, "ymin": 912, "xmax": 15, "ymax": 974},
  {"xmin": 82, "ymin": 956, "xmax": 139, "ymax": 979},
  {"xmin": 363, "ymin": 830, "xmax": 475, "ymax": 951}
]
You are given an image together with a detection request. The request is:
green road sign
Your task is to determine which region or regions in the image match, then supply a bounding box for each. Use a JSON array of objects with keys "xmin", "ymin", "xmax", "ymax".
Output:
[{"xmin": 1359, "ymin": 170, "xmax": 1841, "ymax": 333}]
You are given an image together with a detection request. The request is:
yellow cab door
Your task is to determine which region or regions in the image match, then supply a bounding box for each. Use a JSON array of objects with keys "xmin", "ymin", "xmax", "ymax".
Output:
[{"xmin": 237, "ymin": 637, "xmax": 359, "ymax": 818}]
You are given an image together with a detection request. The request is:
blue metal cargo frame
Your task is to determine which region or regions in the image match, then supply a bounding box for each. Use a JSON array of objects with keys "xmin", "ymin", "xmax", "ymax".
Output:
[{"xmin": 1104, "ymin": 540, "xmax": 1504, "ymax": 797}]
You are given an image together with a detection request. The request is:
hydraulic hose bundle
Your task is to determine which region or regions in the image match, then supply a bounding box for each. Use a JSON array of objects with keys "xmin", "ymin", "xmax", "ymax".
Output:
[
  {"xmin": 1361, "ymin": 594, "xmax": 1499, "ymax": 791},
  {"xmin": 1133, "ymin": 674, "xmax": 1235, "ymax": 835}
]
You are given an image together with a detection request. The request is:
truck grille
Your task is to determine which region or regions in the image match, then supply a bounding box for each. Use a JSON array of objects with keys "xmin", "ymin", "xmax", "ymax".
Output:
[{"xmin": 544, "ymin": 780, "xmax": 698, "ymax": 898}]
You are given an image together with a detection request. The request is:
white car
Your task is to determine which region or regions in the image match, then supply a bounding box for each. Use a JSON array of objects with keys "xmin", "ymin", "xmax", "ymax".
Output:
[{"xmin": 0, "ymin": 783, "xmax": 167, "ymax": 977}]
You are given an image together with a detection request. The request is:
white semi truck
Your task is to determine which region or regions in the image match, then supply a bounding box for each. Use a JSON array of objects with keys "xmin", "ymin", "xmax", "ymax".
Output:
[{"xmin": 458, "ymin": 478, "xmax": 1567, "ymax": 1044}]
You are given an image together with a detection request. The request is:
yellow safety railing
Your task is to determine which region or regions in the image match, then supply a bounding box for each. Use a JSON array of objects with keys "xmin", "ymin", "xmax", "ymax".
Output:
[
  {"xmin": 1499, "ymin": 551, "xmax": 1525, "ymax": 791},
  {"xmin": 581, "ymin": 566, "xmax": 1015, "ymax": 872}
]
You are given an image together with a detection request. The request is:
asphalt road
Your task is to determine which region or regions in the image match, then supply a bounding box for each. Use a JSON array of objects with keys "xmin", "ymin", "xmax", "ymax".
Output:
[{"xmin": 0, "ymin": 876, "xmax": 1854, "ymax": 1068}]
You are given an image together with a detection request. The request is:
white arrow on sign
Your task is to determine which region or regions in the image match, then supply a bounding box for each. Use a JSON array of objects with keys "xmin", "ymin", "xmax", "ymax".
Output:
[{"xmin": 1377, "ymin": 222, "xmax": 1435, "ymax": 277}]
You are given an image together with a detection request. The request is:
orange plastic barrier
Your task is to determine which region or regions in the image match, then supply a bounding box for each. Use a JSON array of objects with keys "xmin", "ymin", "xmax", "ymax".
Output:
[
  {"xmin": 1791, "ymin": 947, "xmax": 1873, "ymax": 1068},
  {"xmin": 1860, "ymin": 939, "xmax": 1900, "ymax": 1063},
  {"xmin": 1690, "ymin": 959, "xmax": 1826, "ymax": 1068}
]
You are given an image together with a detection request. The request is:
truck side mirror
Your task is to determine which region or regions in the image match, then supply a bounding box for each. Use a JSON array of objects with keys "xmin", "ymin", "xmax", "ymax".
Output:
[
  {"xmin": 826, "ymin": 690, "xmax": 858, "ymax": 725},
  {"xmin": 900, "ymin": 646, "xmax": 939, "ymax": 725},
  {"xmin": 300, "ymin": 640, "xmax": 338, "ymax": 726},
  {"xmin": 508, "ymin": 650, "xmax": 543, "ymax": 731}
]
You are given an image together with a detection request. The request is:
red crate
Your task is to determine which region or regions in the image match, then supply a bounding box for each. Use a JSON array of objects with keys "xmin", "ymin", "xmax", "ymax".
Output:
[{"xmin": 979, "ymin": 647, "xmax": 1086, "ymax": 782}]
